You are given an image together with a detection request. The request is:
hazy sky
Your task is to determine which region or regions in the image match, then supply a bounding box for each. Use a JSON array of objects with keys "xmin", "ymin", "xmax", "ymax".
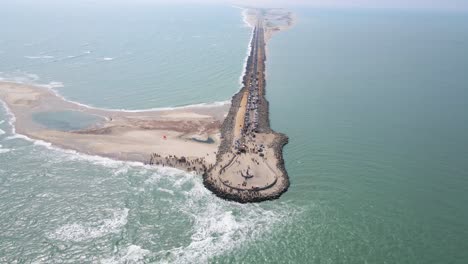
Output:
[
  {"xmin": 11, "ymin": 0, "xmax": 468, "ymax": 11},
  {"xmin": 112, "ymin": 0, "xmax": 468, "ymax": 11},
  {"xmin": 238, "ymin": 0, "xmax": 468, "ymax": 10}
]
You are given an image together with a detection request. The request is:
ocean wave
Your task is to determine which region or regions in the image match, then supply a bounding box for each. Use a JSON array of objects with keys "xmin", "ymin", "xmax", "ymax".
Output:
[
  {"xmin": 152, "ymin": 171, "xmax": 297, "ymax": 263},
  {"xmin": 241, "ymin": 8, "xmax": 255, "ymax": 28},
  {"xmin": 0, "ymin": 148, "xmax": 11, "ymax": 154},
  {"xmin": 0, "ymin": 128, "xmax": 5, "ymax": 136},
  {"xmin": 129, "ymin": 169, "xmax": 296, "ymax": 264},
  {"xmin": 24, "ymin": 55, "xmax": 55, "ymax": 59},
  {"xmin": 39, "ymin": 81, "xmax": 64, "ymax": 89},
  {"xmin": 2, "ymin": 98, "xmax": 298, "ymax": 263},
  {"xmin": 101, "ymin": 57, "xmax": 114, "ymax": 61},
  {"xmin": 63, "ymin": 51, "xmax": 91, "ymax": 60},
  {"xmin": 0, "ymin": 72, "xmax": 39, "ymax": 84},
  {"xmin": 47, "ymin": 208, "xmax": 129, "ymax": 242},
  {"xmin": 0, "ymin": 144, "xmax": 12, "ymax": 154},
  {"xmin": 0, "ymin": 72, "xmax": 63, "ymax": 90},
  {"xmin": 4, "ymin": 134, "xmax": 30, "ymax": 141},
  {"xmin": 0, "ymin": 100, "xmax": 17, "ymax": 134},
  {"xmin": 238, "ymin": 26, "xmax": 254, "ymax": 89},
  {"xmin": 101, "ymin": 245, "xmax": 150, "ymax": 264},
  {"xmin": 157, "ymin": 187, "xmax": 175, "ymax": 195}
]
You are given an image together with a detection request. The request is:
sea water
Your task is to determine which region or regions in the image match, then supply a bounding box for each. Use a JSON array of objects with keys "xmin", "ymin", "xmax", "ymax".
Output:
[{"xmin": 1, "ymin": 2, "xmax": 468, "ymax": 263}]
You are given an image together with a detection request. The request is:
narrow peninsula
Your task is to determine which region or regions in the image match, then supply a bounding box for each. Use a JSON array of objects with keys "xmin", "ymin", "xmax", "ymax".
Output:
[{"xmin": 204, "ymin": 9, "xmax": 291, "ymax": 203}]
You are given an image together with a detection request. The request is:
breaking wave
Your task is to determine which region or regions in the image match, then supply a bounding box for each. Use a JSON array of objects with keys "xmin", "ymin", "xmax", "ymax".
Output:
[
  {"xmin": 0, "ymin": 144, "xmax": 11, "ymax": 154},
  {"xmin": 24, "ymin": 55, "xmax": 55, "ymax": 59},
  {"xmin": 101, "ymin": 245, "xmax": 150, "ymax": 264},
  {"xmin": 48, "ymin": 208, "xmax": 129, "ymax": 242}
]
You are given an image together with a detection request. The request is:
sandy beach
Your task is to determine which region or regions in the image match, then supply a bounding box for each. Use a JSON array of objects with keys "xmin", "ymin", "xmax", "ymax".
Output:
[{"xmin": 0, "ymin": 81, "xmax": 228, "ymax": 169}]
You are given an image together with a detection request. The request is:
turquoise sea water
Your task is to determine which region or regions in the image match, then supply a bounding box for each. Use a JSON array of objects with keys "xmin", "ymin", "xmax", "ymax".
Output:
[{"xmin": 1, "ymin": 3, "xmax": 468, "ymax": 263}]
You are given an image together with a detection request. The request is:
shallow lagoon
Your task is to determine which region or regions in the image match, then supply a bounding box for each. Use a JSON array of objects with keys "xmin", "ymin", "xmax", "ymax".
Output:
[{"xmin": 32, "ymin": 110, "xmax": 104, "ymax": 131}]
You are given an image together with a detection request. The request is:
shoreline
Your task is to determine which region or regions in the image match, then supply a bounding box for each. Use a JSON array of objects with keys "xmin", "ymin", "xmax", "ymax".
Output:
[{"xmin": 0, "ymin": 81, "xmax": 227, "ymax": 172}]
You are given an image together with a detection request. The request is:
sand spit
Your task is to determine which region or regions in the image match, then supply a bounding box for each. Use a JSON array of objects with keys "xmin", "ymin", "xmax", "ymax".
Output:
[
  {"xmin": 0, "ymin": 81, "xmax": 228, "ymax": 170},
  {"xmin": 242, "ymin": 7, "xmax": 295, "ymax": 43}
]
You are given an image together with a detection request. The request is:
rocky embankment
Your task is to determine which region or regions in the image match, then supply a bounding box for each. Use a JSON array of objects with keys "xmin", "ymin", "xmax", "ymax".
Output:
[{"xmin": 202, "ymin": 11, "xmax": 290, "ymax": 203}]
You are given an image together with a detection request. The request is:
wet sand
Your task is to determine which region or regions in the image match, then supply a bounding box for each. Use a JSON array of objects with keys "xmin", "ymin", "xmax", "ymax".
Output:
[{"xmin": 0, "ymin": 81, "xmax": 227, "ymax": 169}]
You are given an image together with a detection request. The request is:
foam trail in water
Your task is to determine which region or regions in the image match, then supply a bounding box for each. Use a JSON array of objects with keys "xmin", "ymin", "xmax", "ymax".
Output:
[
  {"xmin": 0, "ymin": 100, "xmax": 17, "ymax": 135},
  {"xmin": 47, "ymin": 208, "xmax": 129, "ymax": 242},
  {"xmin": 24, "ymin": 55, "xmax": 55, "ymax": 59},
  {"xmin": 101, "ymin": 245, "xmax": 150, "ymax": 264},
  {"xmin": 157, "ymin": 187, "xmax": 175, "ymax": 195},
  {"xmin": 234, "ymin": 7, "xmax": 255, "ymax": 94},
  {"xmin": 0, "ymin": 144, "xmax": 11, "ymax": 154},
  {"xmin": 150, "ymin": 170, "xmax": 297, "ymax": 263}
]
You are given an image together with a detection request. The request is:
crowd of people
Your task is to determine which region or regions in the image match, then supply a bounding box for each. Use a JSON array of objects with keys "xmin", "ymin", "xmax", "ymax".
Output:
[{"xmin": 148, "ymin": 153, "xmax": 210, "ymax": 174}]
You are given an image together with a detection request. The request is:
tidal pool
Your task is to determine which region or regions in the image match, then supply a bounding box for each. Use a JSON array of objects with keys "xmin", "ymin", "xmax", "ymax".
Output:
[{"xmin": 32, "ymin": 110, "xmax": 104, "ymax": 131}]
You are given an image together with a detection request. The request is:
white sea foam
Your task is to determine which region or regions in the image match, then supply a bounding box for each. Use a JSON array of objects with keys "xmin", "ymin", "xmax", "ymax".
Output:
[
  {"xmin": 113, "ymin": 165, "xmax": 130, "ymax": 176},
  {"xmin": 4, "ymin": 134, "xmax": 30, "ymax": 141},
  {"xmin": 0, "ymin": 149, "xmax": 11, "ymax": 154},
  {"xmin": 64, "ymin": 51, "xmax": 91, "ymax": 60},
  {"xmin": 0, "ymin": 128, "xmax": 5, "ymax": 135},
  {"xmin": 0, "ymin": 72, "xmax": 40, "ymax": 85},
  {"xmin": 0, "ymin": 144, "xmax": 11, "ymax": 154},
  {"xmin": 152, "ymin": 171, "xmax": 296, "ymax": 264},
  {"xmin": 101, "ymin": 245, "xmax": 150, "ymax": 264},
  {"xmin": 241, "ymin": 8, "xmax": 255, "ymax": 28},
  {"xmin": 24, "ymin": 55, "xmax": 54, "ymax": 59},
  {"xmin": 3, "ymin": 97, "xmax": 297, "ymax": 264},
  {"xmin": 157, "ymin": 187, "xmax": 175, "ymax": 195},
  {"xmin": 39, "ymin": 81, "xmax": 64, "ymax": 89},
  {"xmin": 0, "ymin": 100, "xmax": 17, "ymax": 134},
  {"xmin": 142, "ymin": 171, "xmax": 285, "ymax": 263},
  {"xmin": 48, "ymin": 208, "xmax": 129, "ymax": 242},
  {"xmin": 102, "ymin": 57, "xmax": 114, "ymax": 61}
]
